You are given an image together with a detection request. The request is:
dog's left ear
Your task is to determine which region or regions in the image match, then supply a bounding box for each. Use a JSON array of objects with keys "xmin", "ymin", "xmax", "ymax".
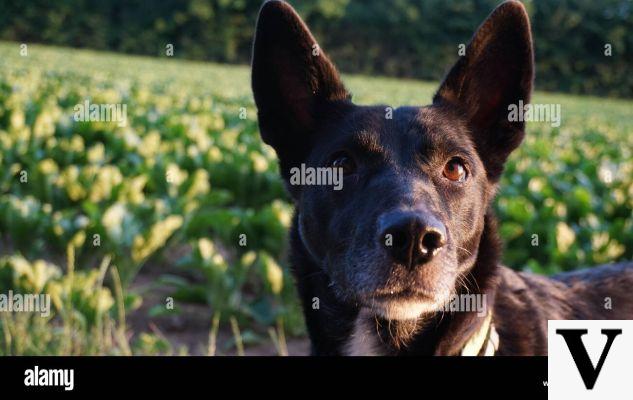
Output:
[{"xmin": 434, "ymin": 0, "xmax": 534, "ymax": 182}]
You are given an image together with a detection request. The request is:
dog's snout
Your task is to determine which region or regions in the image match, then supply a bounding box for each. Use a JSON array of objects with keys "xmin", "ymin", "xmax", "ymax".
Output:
[{"xmin": 379, "ymin": 211, "xmax": 447, "ymax": 268}]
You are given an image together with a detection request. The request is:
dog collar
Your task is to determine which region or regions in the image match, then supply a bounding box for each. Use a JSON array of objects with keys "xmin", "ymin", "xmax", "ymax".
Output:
[{"xmin": 460, "ymin": 310, "xmax": 499, "ymax": 356}]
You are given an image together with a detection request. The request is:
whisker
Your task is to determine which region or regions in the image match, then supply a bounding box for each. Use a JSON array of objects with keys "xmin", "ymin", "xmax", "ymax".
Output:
[{"xmin": 456, "ymin": 246, "xmax": 473, "ymax": 256}]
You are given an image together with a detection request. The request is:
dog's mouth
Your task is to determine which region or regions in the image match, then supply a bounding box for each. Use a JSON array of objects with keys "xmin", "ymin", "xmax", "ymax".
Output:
[
  {"xmin": 370, "ymin": 288, "xmax": 434, "ymax": 301},
  {"xmin": 359, "ymin": 288, "xmax": 448, "ymax": 320}
]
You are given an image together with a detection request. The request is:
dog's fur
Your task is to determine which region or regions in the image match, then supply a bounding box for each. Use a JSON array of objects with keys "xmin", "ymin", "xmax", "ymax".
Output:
[{"xmin": 251, "ymin": 0, "xmax": 633, "ymax": 355}]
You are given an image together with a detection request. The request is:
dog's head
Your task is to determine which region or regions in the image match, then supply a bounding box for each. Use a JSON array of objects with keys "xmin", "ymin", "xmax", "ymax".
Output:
[{"xmin": 252, "ymin": 1, "xmax": 533, "ymax": 320}]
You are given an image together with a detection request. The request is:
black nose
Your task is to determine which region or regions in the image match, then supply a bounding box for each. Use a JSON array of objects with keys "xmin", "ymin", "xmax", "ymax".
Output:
[{"xmin": 379, "ymin": 210, "xmax": 447, "ymax": 268}]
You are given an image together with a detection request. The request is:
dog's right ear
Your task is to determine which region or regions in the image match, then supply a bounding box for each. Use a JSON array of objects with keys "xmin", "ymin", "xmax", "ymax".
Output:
[{"xmin": 251, "ymin": 1, "xmax": 350, "ymax": 176}]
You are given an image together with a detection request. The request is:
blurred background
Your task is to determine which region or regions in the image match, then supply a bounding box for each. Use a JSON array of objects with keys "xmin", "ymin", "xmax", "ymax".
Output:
[
  {"xmin": 2, "ymin": 0, "xmax": 632, "ymax": 96},
  {"xmin": 0, "ymin": 0, "xmax": 631, "ymax": 355}
]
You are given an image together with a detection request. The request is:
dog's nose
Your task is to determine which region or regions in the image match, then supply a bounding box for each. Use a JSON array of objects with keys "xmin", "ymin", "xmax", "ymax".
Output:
[{"xmin": 379, "ymin": 211, "xmax": 447, "ymax": 267}]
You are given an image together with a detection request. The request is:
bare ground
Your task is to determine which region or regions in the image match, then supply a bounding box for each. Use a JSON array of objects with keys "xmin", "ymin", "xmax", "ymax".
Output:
[{"xmin": 127, "ymin": 263, "xmax": 310, "ymax": 356}]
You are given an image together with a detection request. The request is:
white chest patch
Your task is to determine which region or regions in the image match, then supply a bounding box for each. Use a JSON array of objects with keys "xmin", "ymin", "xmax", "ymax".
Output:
[{"xmin": 343, "ymin": 309, "xmax": 385, "ymax": 356}]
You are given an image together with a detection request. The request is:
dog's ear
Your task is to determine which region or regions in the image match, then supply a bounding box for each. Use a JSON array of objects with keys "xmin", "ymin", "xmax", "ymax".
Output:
[
  {"xmin": 433, "ymin": 0, "xmax": 534, "ymax": 182},
  {"xmin": 251, "ymin": 1, "xmax": 350, "ymax": 174}
]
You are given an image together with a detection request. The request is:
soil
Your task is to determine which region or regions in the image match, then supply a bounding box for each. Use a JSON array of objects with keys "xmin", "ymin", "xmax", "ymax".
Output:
[{"xmin": 126, "ymin": 261, "xmax": 310, "ymax": 356}]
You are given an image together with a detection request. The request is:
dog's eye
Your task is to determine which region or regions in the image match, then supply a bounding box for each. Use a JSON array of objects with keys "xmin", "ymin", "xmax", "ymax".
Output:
[
  {"xmin": 329, "ymin": 153, "xmax": 356, "ymax": 175},
  {"xmin": 443, "ymin": 158, "xmax": 467, "ymax": 182}
]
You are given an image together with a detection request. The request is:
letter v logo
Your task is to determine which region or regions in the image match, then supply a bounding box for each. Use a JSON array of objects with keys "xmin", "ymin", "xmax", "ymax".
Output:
[{"xmin": 555, "ymin": 329, "xmax": 622, "ymax": 390}]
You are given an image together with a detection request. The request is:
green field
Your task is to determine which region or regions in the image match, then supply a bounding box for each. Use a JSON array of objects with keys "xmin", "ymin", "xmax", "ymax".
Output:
[{"xmin": 0, "ymin": 42, "xmax": 631, "ymax": 355}]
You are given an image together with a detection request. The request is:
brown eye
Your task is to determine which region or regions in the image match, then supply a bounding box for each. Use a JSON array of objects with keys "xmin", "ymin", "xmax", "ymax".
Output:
[
  {"xmin": 330, "ymin": 153, "xmax": 356, "ymax": 175},
  {"xmin": 443, "ymin": 158, "xmax": 467, "ymax": 182}
]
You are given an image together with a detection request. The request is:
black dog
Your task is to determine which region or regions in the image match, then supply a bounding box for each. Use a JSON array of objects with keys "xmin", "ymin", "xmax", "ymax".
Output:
[{"xmin": 251, "ymin": 0, "xmax": 633, "ymax": 355}]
